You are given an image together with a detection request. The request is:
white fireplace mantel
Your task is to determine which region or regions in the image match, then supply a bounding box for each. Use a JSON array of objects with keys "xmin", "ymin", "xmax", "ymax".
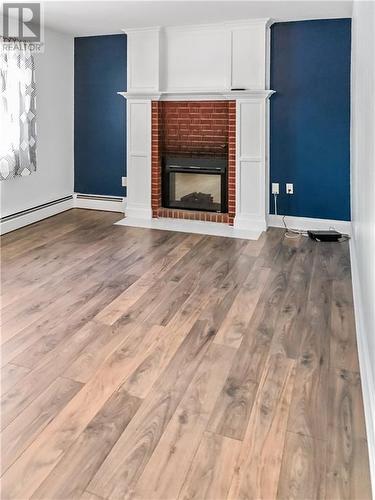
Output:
[
  {"xmin": 118, "ymin": 90, "xmax": 275, "ymax": 101},
  {"xmin": 117, "ymin": 18, "xmax": 275, "ymax": 239}
]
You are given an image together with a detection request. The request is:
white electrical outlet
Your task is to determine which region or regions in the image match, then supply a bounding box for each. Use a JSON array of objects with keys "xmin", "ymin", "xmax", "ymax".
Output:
[
  {"xmin": 122, "ymin": 177, "xmax": 127, "ymax": 187},
  {"xmin": 272, "ymin": 183, "xmax": 279, "ymax": 194},
  {"xmin": 286, "ymin": 183, "xmax": 294, "ymax": 194}
]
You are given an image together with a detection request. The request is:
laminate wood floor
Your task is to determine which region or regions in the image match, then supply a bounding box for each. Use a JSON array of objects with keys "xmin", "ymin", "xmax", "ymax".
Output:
[{"xmin": 0, "ymin": 209, "xmax": 371, "ymax": 500}]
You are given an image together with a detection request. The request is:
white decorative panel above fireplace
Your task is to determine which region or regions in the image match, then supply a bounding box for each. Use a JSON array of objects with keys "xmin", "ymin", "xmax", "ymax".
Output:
[
  {"xmin": 127, "ymin": 28, "xmax": 160, "ymax": 92},
  {"xmin": 230, "ymin": 22, "xmax": 268, "ymax": 89},
  {"xmin": 165, "ymin": 25, "xmax": 228, "ymax": 91},
  {"xmin": 124, "ymin": 19, "xmax": 271, "ymax": 94}
]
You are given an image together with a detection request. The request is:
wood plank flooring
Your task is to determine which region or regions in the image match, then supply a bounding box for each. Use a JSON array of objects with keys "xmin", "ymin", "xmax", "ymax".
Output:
[{"xmin": 0, "ymin": 209, "xmax": 371, "ymax": 500}]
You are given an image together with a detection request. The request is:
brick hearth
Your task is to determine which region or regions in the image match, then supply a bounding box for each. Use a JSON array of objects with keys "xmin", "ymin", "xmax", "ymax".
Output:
[{"xmin": 151, "ymin": 100, "xmax": 236, "ymax": 224}]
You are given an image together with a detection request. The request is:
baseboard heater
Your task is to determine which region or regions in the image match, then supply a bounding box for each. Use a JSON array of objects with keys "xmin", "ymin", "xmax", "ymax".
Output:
[
  {"xmin": 75, "ymin": 194, "xmax": 123, "ymax": 203},
  {"xmin": 0, "ymin": 195, "xmax": 73, "ymax": 223}
]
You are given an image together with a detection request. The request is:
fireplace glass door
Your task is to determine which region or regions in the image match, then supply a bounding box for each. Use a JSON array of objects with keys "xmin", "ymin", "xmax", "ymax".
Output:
[
  {"xmin": 162, "ymin": 155, "xmax": 227, "ymax": 213},
  {"xmin": 169, "ymin": 172, "xmax": 221, "ymax": 212}
]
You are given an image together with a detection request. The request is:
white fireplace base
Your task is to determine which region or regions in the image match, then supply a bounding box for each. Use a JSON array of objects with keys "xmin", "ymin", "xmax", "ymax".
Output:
[{"xmin": 115, "ymin": 216, "xmax": 262, "ymax": 240}]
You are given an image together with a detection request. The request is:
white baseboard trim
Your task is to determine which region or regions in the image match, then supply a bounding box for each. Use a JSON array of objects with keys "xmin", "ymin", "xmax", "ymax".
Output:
[
  {"xmin": 268, "ymin": 214, "xmax": 352, "ymax": 235},
  {"xmin": 116, "ymin": 216, "xmax": 262, "ymax": 240},
  {"xmin": 349, "ymin": 239, "xmax": 375, "ymax": 499},
  {"xmin": 74, "ymin": 193, "xmax": 126, "ymax": 213},
  {"xmin": 0, "ymin": 196, "xmax": 74, "ymax": 235}
]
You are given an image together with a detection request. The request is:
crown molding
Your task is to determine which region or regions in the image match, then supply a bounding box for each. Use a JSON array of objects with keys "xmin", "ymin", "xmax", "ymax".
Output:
[
  {"xmin": 122, "ymin": 18, "xmax": 272, "ymax": 33},
  {"xmin": 121, "ymin": 26, "xmax": 161, "ymax": 34}
]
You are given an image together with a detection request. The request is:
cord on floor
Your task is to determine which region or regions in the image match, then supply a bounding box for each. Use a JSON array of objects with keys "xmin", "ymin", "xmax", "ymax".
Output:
[{"xmin": 282, "ymin": 216, "xmax": 308, "ymax": 239}]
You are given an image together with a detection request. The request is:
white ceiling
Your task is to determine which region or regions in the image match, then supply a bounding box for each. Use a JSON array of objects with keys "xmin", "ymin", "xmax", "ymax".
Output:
[{"xmin": 3, "ymin": 1, "xmax": 354, "ymax": 37}]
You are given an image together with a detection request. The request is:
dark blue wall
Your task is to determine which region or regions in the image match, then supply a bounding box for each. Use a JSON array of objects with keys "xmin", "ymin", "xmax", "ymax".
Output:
[
  {"xmin": 270, "ymin": 19, "xmax": 351, "ymax": 221},
  {"xmin": 74, "ymin": 35, "xmax": 126, "ymax": 197}
]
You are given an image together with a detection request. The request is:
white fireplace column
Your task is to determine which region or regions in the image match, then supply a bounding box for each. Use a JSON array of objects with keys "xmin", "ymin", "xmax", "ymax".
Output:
[
  {"xmin": 125, "ymin": 97, "xmax": 152, "ymax": 219},
  {"xmin": 234, "ymin": 94, "xmax": 272, "ymax": 233}
]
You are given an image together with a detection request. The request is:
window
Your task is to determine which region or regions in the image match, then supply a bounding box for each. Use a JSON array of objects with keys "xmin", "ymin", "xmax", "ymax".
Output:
[{"xmin": 0, "ymin": 40, "xmax": 37, "ymax": 180}]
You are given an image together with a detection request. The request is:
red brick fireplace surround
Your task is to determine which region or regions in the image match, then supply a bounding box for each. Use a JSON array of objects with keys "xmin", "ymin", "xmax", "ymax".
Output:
[{"xmin": 151, "ymin": 101, "xmax": 236, "ymax": 224}]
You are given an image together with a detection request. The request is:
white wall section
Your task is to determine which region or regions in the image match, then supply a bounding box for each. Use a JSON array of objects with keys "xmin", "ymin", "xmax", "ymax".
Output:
[
  {"xmin": 351, "ymin": 1, "xmax": 375, "ymax": 495},
  {"xmin": 0, "ymin": 26, "xmax": 74, "ymax": 218}
]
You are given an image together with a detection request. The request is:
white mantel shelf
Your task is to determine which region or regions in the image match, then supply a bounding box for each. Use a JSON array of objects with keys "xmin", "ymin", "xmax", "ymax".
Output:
[{"xmin": 118, "ymin": 90, "xmax": 275, "ymax": 101}]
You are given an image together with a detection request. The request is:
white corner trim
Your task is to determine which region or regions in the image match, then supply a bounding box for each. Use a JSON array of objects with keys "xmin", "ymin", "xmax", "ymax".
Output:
[
  {"xmin": 350, "ymin": 239, "xmax": 375, "ymax": 499},
  {"xmin": 0, "ymin": 196, "xmax": 74, "ymax": 235},
  {"xmin": 115, "ymin": 216, "xmax": 262, "ymax": 240},
  {"xmin": 74, "ymin": 193, "xmax": 126, "ymax": 213},
  {"xmin": 267, "ymin": 214, "xmax": 352, "ymax": 235}
]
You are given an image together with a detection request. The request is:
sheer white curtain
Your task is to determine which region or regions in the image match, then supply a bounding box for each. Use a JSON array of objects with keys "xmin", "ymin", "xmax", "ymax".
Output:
[{"xmin": 0, "ymin": 40, "xmax": 37, "ymax": 180}]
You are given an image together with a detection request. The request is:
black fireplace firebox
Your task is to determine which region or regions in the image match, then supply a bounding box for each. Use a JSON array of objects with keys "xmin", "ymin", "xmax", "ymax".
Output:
[{"xmin": 162, "ymin": 155, "xmax": 228, "ymax": 213}]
